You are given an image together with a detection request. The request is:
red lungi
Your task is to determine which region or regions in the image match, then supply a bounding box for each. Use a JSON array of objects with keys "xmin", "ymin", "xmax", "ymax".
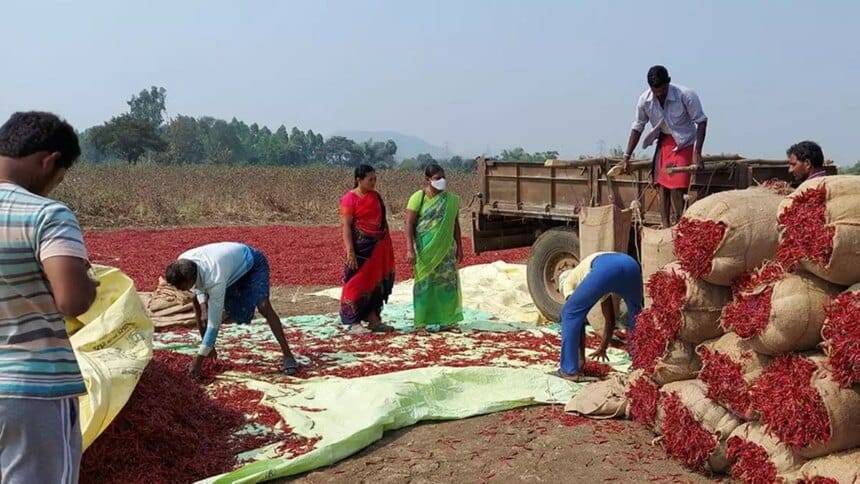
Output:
[{"xmin": 655, "ymin": 133, "xmax": 694, "ymax": 189}]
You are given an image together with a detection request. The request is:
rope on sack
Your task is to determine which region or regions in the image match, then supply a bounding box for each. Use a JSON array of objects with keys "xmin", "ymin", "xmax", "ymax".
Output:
[{"xmin": 630, "ymin": 199, "xmax": 644, "ymax": 262}]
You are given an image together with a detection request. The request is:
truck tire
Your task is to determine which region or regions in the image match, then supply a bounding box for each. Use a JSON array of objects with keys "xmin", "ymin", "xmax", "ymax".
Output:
[{"xmin": 527, "ymin": 227, "xmax": 580, "ymax": 322}]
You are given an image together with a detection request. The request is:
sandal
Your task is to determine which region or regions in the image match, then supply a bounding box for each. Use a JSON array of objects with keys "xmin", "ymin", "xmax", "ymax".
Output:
[
  {"xmin": 368, "ymin": 322, "xmax": 396, "ymax": 333},
  {"xmin": 282, "ymin": 356, "xmax": 299, "ymax": 376}
]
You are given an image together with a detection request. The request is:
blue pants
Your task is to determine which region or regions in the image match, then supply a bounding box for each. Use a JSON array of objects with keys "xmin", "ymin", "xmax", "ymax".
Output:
[{"xmin": 560, "ymin": 252, "xmax": 643, "ymax": 374}]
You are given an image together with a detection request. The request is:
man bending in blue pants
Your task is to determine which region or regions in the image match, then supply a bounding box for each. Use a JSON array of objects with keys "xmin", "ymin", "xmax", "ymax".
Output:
[{"xmin": 555, "ymin": 251, "xmax": 643, "ymax": 381}]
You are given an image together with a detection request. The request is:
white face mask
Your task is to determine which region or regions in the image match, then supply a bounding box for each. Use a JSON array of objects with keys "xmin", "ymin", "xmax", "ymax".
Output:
[{"xmin": 430, "ymin": 178, "xmax": 448, "ymax": 191}]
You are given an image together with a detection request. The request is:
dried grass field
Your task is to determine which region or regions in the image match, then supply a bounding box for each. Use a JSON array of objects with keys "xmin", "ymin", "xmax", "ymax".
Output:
[{"xmin": 55, "ymin": 164, "xmax": 480, "ymax": 229}]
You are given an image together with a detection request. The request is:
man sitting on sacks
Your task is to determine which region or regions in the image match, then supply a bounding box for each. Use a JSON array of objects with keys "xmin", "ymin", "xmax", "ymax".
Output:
[
  {"xmin": 787, "ymin": 140, "xmax": 827, "ymax": 184},
  {"xmin": 553, "ymin": 251, "xmax": 643, "ymax": 382}
]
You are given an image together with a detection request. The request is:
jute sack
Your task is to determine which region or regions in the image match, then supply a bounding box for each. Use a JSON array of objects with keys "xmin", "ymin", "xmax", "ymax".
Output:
[
  {"xmin": 798, "ymin": 448, "xmax": 860, "ymax": 484},
  {"xmin": 143, "ymin": 277, "xmax": 197, "ymax": 328},
  {"xmin": 796, "ymin": 372, "xmax": 860, "ymax": 459},
  {"xmin": 565, "ymin": 372, "xmax": 630, "ymax": 419},
  {"xmin": 680, "ymin": 187, "xmax": 784, "ymax": 286},
  {"xmin": 657, "ymin": 379, "xmax": 743, "ymax": 473},
  {"xmin": 579, "ymin": 205, "xmax": 633, "ymax": 333},
  {"xmin": 696, "ymin": 332, "xmax": 772, "ymax": 419},
  {"xmin": 778, "ymin": 175, "xmax": 860, "ymax": 286},
  {"xmin": 728, "ymin": 270, "xmax": 842, "ymax": 355},
  {"xmin": 726, "ymin": 422, "xmax": 807, "ymax": 480},
  {"xmin": 653, "ymin": 340, "xmax": 702, "ymax": 386},
  {"xmin": 662, "ymin": 263, "xmax": 730, "ymax": 344},
  {"xmin": 641, "ymin": 226, "xmax": 676, "ymax": 308},
  {"xmin": 821, "ymin": 282, "xmax": 860, "ymax": 388}
]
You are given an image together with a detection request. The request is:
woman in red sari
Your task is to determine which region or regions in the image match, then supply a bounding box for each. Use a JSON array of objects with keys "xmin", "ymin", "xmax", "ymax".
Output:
[{"xmin": 340, "ymin": 165, "xmax": 396, "ymax": 334}]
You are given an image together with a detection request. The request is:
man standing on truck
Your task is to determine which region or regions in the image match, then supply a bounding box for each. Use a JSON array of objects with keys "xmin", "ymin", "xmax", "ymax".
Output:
[{"xmin": 623, "ymin": 65, "xmax": 708, "ymax": 228}]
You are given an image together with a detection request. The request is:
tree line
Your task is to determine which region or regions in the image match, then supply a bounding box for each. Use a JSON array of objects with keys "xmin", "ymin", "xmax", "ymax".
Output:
[
  {"xmin": 81, "ymin": 86, "xmax": 398, "ymax": 168},
  {"xmin": 79, "ymin": 86, "xmax": 561, "ymax": 171}
]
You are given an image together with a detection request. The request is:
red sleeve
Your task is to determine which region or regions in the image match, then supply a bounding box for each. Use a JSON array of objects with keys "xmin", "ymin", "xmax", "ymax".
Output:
[{"xmin": 339, "ymin": 192, "xmax": 355, "ymax": 217}]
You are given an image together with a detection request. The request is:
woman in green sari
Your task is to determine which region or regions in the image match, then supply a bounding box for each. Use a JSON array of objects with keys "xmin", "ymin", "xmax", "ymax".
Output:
[{"xmin": 405, "ymin": 164, "xmax": 464, "ymax": 328}]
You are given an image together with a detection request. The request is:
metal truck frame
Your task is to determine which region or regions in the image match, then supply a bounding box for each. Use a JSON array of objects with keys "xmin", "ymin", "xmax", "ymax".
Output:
[{"xmin": 470, "ymin": 155, "xmax": 835, "ymax": 321}]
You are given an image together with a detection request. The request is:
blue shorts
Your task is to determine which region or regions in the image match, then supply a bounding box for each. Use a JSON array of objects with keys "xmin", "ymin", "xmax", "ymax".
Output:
[{"xmin": 224, "ymin": 247, "xmax": 270, "ymax": 324}]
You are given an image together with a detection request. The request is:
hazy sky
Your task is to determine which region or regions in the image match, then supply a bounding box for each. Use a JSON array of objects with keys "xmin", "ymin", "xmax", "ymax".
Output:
[{"xmin": 2, "ymin": 1, "xmax": 858, "ymax": 164}]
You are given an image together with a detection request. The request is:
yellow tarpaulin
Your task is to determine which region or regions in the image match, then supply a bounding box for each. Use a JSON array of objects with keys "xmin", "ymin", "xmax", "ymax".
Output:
[
  {"xmin": 67, "ymin": 265, "xmax": 154, "ymax": 449},
  {"xmin": 315, "ymin": 262, "xmax": 548, "ymax": 324}
]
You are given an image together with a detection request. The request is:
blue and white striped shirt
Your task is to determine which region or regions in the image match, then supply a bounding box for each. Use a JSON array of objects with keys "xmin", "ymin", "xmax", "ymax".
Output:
[{"xmin": 0, "ymin": 183, "xmax": 88, "ymax": 399}]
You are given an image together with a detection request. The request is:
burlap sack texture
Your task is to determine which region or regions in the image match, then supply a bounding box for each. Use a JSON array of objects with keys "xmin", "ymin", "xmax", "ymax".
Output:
[
  {"xmin": 579, "ymin": 205, "xmax": 633, "ymax": 334},
  {"xmin": 779, "ymin": 175, "xmax": 860, "ymax": 286},
  {"xmin": 696, "ymin": 332, "xmax": 772, "ymax": 419},
  {"xmin": 641, "ymin": 226, "xmax": 676, "ymax": 308},
  {"xmin": 727, "ymin": 422, "xmax": 807, "ymax": 480},
  {"xmin": 657, "ymin": 263, "xmax": 729, "ymax": 344},
  {"xmin": 681, "ymin": 187, "xmax": 785, "ymax": 286},
  {"xmin": 726, "ymin": 270, "xmax": 842, "ymax": 355},
  {"xmin": 657, "ymin": 379, "xmax": 743, "ymax": 473},
  {"xmin": 797, "ymin": 448, "xmax": 860, "ymax": 483}
]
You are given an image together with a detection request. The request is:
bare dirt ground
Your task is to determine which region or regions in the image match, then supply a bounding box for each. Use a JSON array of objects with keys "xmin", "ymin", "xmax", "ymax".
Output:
[{"xmin": 267, "ymin": 286, "xmax": 718, "ymax": 484}]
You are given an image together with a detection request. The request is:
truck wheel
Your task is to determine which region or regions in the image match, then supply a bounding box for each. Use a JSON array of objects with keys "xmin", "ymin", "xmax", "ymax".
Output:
[{"xmin": 527, "ymin": 228, "xmax": 580, "ymax": 322}]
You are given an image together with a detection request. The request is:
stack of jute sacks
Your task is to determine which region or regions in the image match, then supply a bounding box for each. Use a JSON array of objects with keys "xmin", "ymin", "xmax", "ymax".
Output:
[{"xmin": 567, "ymin": 176, "xmax": 860, "ymax": 483}]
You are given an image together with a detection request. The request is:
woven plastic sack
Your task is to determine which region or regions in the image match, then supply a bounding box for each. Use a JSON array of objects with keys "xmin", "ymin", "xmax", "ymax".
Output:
[
  {"xmin": 678, "ymin": 187, "xmax": 784, "ymax": 286},
  {"xmin": 68, "ymin": 265, "xmax": 154, "ymax": 449},
  {"xmin": 778, "ymin": 175, "xmax": 860, "ymax": 286}
]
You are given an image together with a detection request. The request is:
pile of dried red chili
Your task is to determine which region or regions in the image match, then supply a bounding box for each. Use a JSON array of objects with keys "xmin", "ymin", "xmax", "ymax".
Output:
[
  {"xmin": 721, "ymin": 262, "xmax": 786, "ymax": 339},
  {"xmin": 726, "ymin": 436, "xmax": 779, "ymax": 484},
  {"xmin": 673, "ymin": 218, "xmax": 726, "ymax": 279},
  {"xmin": 749, "ymin": 354, "xmax": 831, "ymax": 449},
  {"xmin": 626, "ymin": 374, "xmax": 660, "ymax": 426},
  {"xmin": 81, "ymin": 350, "xmax": 315, "ymax": 484},
  {"xmin": 659, "ymin": 392, "xmax": 718, "ymax": 470},
  {"xmin": 84, "ymin": 225, "xmax": 529, "ymax": 291},
  {"xmin": 821, "ymin": 290, "xmax": 860, "ymax": 388},
  {"xmin": 697, "ymin": 347, "xmax": 752, "ymax": 417},
  {"xmin": 776, "ymin": 185, "xmax": 834, "ymax": 270},
  {"xmin": 631, "ymin": 270, "xmax": 686, "ymax": 372}
]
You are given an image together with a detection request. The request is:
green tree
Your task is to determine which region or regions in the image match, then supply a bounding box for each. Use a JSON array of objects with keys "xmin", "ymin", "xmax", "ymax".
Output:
[
  {"xmin": 88, "ymin": 114, "xmax": 167, "ymax": 163},
  {"xmin": 499, "ymin": 147, "xmax": 558, "ymax": 163},
  {"xmin": 321, "ymin": 136, "xmax": 356, "ymax": 166},
  {"xmin": 128, "ymin": 86, "xmax": 167, "ymax": 128},
  {"xmin": 162, "ymin": 115, "xmax": 205, "ymax": 163}
]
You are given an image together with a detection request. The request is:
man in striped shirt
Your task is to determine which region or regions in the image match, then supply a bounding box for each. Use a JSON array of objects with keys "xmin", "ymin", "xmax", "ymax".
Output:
[{"xmin": 0, "ymin": 112, "xmax": 97, "ymax": 483}]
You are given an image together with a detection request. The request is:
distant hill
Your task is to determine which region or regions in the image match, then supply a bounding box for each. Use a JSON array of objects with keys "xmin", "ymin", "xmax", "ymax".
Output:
[{"xmin": 334, "ymin": 130, "xmax": 453, "ymax": 161}]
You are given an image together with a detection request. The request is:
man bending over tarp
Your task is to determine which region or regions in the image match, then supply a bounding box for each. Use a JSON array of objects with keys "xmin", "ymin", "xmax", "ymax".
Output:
[
  {"xmin": 165, "ymin": 242, "xmax": 299, "ymax": 378},
  {"xmin": 554, "ymin": 251, "xmax": 643, "ymax": 382}
]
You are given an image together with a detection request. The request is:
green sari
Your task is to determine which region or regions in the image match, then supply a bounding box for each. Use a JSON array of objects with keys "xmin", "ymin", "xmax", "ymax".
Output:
[{"xmin": 408, "ymin": 190, "xmax": 463, "ymax": 327}]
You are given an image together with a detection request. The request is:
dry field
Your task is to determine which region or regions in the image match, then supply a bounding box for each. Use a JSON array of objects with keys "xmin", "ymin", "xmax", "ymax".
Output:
[{"xmin": 56, "ymin": 164, "xmax": 479, "ymax": 229}]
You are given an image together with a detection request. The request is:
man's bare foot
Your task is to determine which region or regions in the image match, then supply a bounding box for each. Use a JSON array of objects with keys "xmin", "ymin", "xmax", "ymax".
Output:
[{"xmin": 549, "ymin": 369, "xmax": 599, "ymax": 383}]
